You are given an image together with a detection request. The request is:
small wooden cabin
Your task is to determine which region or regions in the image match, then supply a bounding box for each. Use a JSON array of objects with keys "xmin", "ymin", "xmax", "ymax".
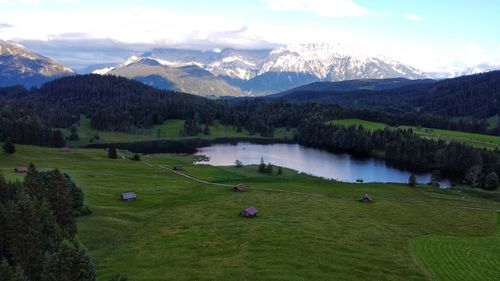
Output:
[
  {"xmin": 240, "ymin": 207, "xmax": 258, "ymax": 217},
  {"xmin": 14, "ymin": 166, "xmax": 28, "ymax": 173},
  {"xmin": 120, "ymin": 192, "xmax": 137, "ymax": 201},
  {"xmin": 232, "ymin": 183, "xmax": 247, "ymax": 192},
  {"xmin": 173, "ymin": 165, "xmax": 183, "ymax": 171},
  {"xmin": 60, "ymin": 147, "xmax": 70, "ymax": 152},
  {"xmin": 359, "ymin": 194, "xmax": 373, "ymax": 203}
]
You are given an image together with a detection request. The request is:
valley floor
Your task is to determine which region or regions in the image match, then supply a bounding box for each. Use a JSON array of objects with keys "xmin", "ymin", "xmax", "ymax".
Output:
[{"xmin": 1, "ymin": 145, "xmax": 499, "ymax": 280}]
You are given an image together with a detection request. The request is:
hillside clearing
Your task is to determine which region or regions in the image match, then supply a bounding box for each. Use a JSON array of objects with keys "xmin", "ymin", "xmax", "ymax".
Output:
[{"xmin": 329, "ymin": 118, "xmax": 500, "ymax": 149}]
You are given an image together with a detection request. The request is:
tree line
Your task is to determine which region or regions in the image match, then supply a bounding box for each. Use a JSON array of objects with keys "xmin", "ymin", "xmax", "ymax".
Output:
[
  {"xmin": 296, "ymin": 121, "xmax": 500, "ymax": 190},
  {"xmin": 277, "ymin": 70, "xmax": 500, "ymax": 127}
]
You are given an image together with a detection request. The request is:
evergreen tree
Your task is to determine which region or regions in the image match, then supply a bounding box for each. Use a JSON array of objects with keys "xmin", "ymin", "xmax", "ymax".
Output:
[
  {"xmin": 258, "ymin": 157, "xmax": 266, "ymax": 173},
  {"xmin": 132, "ymin": 154, "xmax": 140, "ymax": 161},
  {"xmin": 266, "ymin": 163, "xmax": 273, "ymax": 174},
  {"xmin": 235, "ymin": 160, "xmax": 243, "ymax": 168},
  {"xmin": 47, "ymin": 169, "xmax": 76, "ymax": 238},
  {"xmin": 41, "ymin": 240, "xmax": 96, "ymax": 281},
  {"xmin": 0, "ymin": 259, "xmax": 29, "ymax": 281},
  {"xmin": 408, "ymin": 174, "xmax": 417, "ymax": 187},
  {"xmin": 68, "ymin": 126, "xmax": 79, "ymax": 141},
  {"xmin": 202, "ymin": 124, "xmax": 210, "ymax": 135},
  {"xmin": 484, "ymin": 172, "xmax": 499, "ymax": 190},
  {"xmin": 40, "ymin": 170, "xmax": 84, "ymax": 215},
  {"xmin": 108, "ymin": 148, "xmax": 118, "ymax": 159},
  {"xmin": 24, "ymin": 163, "xmax": 45, "ymax": 200},
  {"xmin": 0, "ymin": 203, "xmax": 7, "ymax": 260},
  {"xmin": 465, "ymin": 165, "xmax": 482, "ymax": 187},
  {"xmin": 52, "ymin": 130, "xmax": 65, "ymax": 148},
  {"xmin": 7, "ymin": 194, "xmax": 59, "ymax": 281},
  {"xmin": 0, "ymin": 172, "xmax": 9, "ymax": 204},
  {"xmin": 3, "ymin": 138, "xmax": 15, "ymax": 154},
  {"xmin": 277, "ymin": 167, "xmax": 283, "ymax": 175}
]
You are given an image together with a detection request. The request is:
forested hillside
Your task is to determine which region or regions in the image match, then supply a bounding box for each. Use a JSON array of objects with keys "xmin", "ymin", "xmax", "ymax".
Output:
[{"xmin": 278, "ymin": 71, "xmax": 500, "ymax": 118}]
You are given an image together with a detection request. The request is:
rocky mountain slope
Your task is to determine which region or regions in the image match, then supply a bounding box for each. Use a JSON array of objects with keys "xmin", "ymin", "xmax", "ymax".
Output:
[
  {"xmin": 104, "ymin": 57, "xmax": 244, "ymax": 97},
  {"xmin": 0, "ymin": 40, "xmax": 74, "ymax": 87}
]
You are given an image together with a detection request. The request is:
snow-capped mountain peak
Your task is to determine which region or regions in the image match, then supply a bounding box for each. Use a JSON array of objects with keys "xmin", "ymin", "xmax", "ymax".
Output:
[
  {"xmin": 92, "ymin": 43, "xmax": 428, "ymax": 94},
  {"xmin": 123, "ymin": 55, "xmax": 141, "ymax": 66}
]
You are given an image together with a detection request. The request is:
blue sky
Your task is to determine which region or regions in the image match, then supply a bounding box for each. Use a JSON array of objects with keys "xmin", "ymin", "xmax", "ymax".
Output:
[{"xmin": 0, "ymin": 0, "xmax": 498, "ymax": 71}]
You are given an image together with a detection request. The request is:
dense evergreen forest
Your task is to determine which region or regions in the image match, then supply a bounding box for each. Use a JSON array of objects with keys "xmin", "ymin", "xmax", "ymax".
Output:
[
  {"xmin": 277, "ymin": 70, "xmax": 500, "ymax": 124},
  {"xmin": 0, "ymin": 74, "xmax": 499, "ymax": 190},
  {"xmin": 0, "ymin": 165, "xmax": 95, "ymax": 281}
]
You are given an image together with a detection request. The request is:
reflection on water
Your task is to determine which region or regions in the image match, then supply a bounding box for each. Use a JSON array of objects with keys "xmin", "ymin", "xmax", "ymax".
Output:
[{"xmin": 195, "ymin": 142, "xmax": 451, "ymax": 187}]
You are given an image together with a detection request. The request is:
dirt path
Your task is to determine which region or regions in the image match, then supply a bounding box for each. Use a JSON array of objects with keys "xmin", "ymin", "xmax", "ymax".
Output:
[{"xmin": 138, "ymin": 159, "xmax": 500, "ymax": 213}]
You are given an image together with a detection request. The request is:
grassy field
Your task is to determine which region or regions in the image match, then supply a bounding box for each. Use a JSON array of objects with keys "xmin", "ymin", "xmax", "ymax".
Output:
[
  {"xmin": 1, "ymin": 144, "xmax": 499, "ymax": 280},
  {"xmin": 62, "ymin": 118, "xmax": 294, "ymax": 147},
  {"xmin": 412, "ymin": 215, "xmax": 499, "ymax": 281},
  {"xmin": 329, "ymin": 118, "xmax": 500, "ymax": 149}
]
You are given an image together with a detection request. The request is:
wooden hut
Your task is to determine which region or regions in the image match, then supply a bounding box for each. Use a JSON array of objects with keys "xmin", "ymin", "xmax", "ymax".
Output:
[
  {"xmin": 173, "ymin": 165, "xmax": 183, "ymax": 171},
  {"xmin": 232, "ymin": 183, "xmax": 247, "ymax": 192},
  {"xmin": 120, "ymin": 192, "xmax": 137, "ymax": 201},
  {"xmin": 240, "ymin": 207, "xmax": 258, "ymax": 217},
  {"xmin": 359, "ymin": 194, "xmax": 373, "ymax": 203},
  {"xmin": 60, "ymin": 147, "xmax": 70, "ymax": 152},
  {"xmin": 14, "ymin": 166, "xmax": 28, "ymax": 173}
]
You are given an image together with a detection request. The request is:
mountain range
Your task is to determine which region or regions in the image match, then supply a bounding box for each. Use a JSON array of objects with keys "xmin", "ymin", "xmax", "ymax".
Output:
[
  {"xmin": 1, "ymin": 40, "xmax": 499, "ymax": 97},
  {"xmin": 0, "ymin": 40, "xmax": 74, "ymax": 88},
  {"xmin": 93, "ymin": 43, "xmax": 429, "ymax": 96}
]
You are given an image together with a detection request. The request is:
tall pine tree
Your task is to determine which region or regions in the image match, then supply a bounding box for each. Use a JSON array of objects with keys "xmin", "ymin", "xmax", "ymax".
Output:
[
  {"xmin": 3, "ymin": 138, "xmax": 15, "ymax": 154},
  {"xmin": 7, "ymin": 193, "xmax": 59, "ymax": 281},
  {"xmin": 41, "ymin": 240, "xmax": 96, "ymax": 281},
  {"xmin": 47, "ymin": 169, "xmax": 76, "ymax": 238},
  {"xmin": 24, "ymin": 163, "xmax": 45, "ymax": 200},
  {"xmin": 108, "ymin": 148, "xmax": 118, "ymax": 159}
]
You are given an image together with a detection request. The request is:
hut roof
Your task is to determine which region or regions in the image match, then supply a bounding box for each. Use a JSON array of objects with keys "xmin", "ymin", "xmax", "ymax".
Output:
[
  {"xmin": 233, "ymin": 183, "xmax": 247, "ymax": 191},
  {"xmin": 60, "ymin": 147, "xmax": 70, "ymax": 152},
  {"xmin": 360, "ymin": 194, "xmax": 373, "ymax": 202},
  {"xmin": 243, "ymin": 207, "xmax": 258, "ymax": 216},
  {"xmin": 15, "ymin": 166, "xmax": 28, "ymax": 173},
  {"xmin": 121, "ymin": 192, "xmax": 136, "ymax": 200}
]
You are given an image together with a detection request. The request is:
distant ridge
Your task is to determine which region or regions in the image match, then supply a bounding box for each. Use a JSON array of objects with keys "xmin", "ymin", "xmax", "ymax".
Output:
[{"xmin": 0, "ymin": 40, "xmax": 74, "ymax": 88}]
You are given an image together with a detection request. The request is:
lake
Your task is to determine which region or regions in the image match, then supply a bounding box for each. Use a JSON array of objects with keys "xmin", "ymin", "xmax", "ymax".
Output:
[{"xmin": 195, "ymin": 142, "xmax": 451, "ymax": 187}]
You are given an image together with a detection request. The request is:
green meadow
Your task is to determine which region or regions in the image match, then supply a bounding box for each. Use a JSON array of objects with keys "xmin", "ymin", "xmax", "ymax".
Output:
[
  {"xmin": 1, "ymin": 144, "xmax": 499, "ymax": 280},
  {"xmin": 62, "ymin": 117, "xmax": 295, "ymax": 147},
  {"xmin": 329, "ymin": 118, "xmax": 500, "ymax": 149}
]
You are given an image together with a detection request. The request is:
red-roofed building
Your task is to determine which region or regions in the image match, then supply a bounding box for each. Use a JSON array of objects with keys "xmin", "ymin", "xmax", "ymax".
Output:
[
  {"xmin": 60, "ymin": 147, "xmax": 70, "ymax": 152},
  {"xmin": 14, "ymin": 166, "xmax": 28, "ymax": 173},
  {"xmin": 232, "ymin": 183, "xmax": 247, "ymax": 192}
]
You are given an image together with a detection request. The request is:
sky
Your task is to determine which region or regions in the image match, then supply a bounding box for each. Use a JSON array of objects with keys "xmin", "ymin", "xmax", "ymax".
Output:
[{"xmin": 0, "ymin": 0, "xmax": 499, "ymax": 72}]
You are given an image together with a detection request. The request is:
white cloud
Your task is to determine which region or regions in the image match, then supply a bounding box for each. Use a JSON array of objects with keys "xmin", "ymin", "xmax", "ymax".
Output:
[
  {"xmin": 1, "ymin": 5, "xmax": 499, "ymax": 73},
  {"xmin": 405, "ymin": 13, "xmax": 422, "ymax": 21},
  {"xmin": 262, "ymin": 0, "xmax": 368, "ymax": 17},
  {"xmin": 0, "ymin": 0, "xmax": 38, "ymax": 4}
]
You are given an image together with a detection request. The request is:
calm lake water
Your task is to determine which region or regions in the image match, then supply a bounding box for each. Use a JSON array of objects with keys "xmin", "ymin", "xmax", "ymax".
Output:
[{"xmin": 195, "ymin": 142, "xmax": 451, "ymax": 187}]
